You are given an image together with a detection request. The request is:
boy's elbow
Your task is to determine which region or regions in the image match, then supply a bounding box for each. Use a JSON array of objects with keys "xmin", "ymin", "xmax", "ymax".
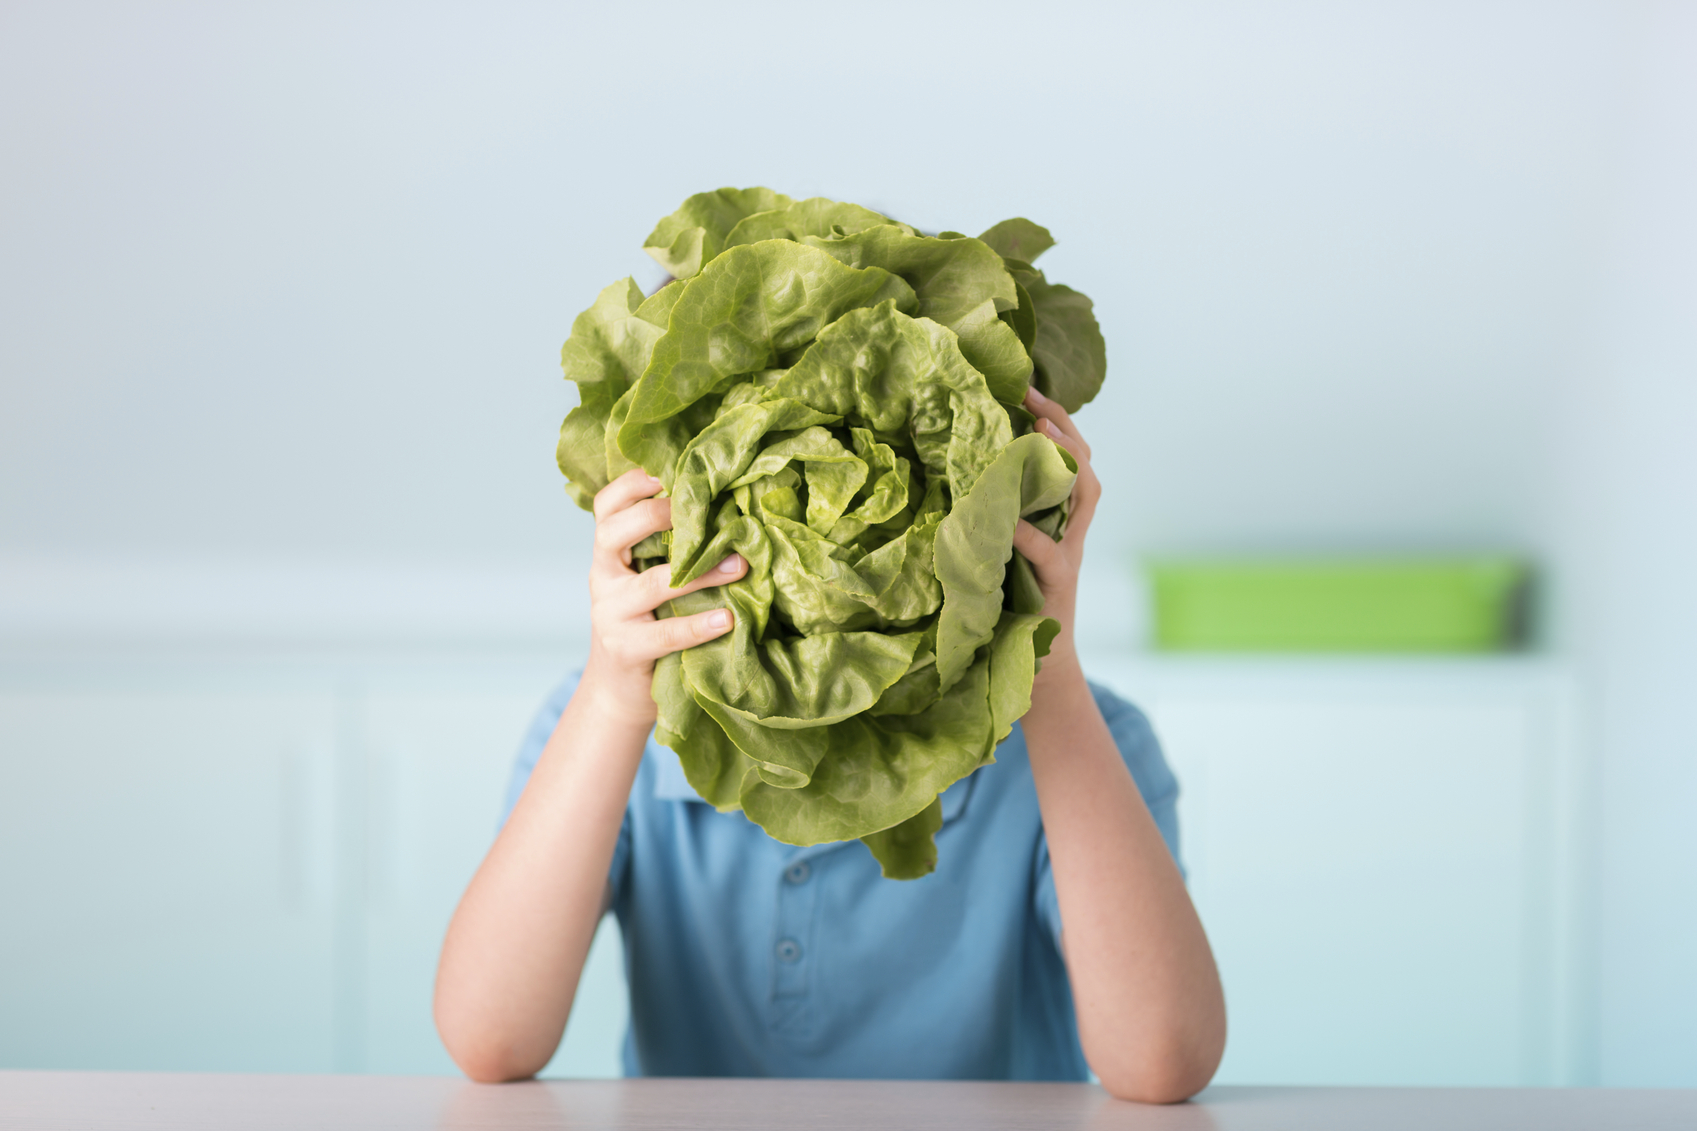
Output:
[
  {"xmin": 1096, "ymin": 1060, "xmax": 1213, "ymax": 1105},
  {"xmin": 1091, "ymin": 1029, "xmax": 1225, "ymax": 1105},
  {"xmin": 435, "ymin": 1003, "xmax": 549, "ymax": 1084},
  {"xmin": 460, "ymin": 1058, "xmax": 537, "ymax": 1085},
  {"xmin": 444, "ymin": 1036, "xmax": 545, "ymax": 1085}
]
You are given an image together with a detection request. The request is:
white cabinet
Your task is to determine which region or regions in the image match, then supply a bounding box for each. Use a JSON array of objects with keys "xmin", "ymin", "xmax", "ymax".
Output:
[
  {"xmin": 358, "ymin": 674, "xmax": 627, "ymax": 1077},
  {"xmin": 0, "ymin": 686, "xmax": 339, "ymax": 1071},
  {"xmin": 0, "ymin": 662, "xmax": 630, "ymax": 1078},
  {"xmin": 1085, "ymin": 657, "xmax": 1583, "ymax": 1086},
  {"xmin": 0, "ymin": 654, "xmax": 1579, "ymax": 1085}
]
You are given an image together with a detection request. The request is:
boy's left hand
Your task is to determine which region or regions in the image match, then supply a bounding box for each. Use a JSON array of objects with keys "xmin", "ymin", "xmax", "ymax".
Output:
[{"xmin": 1012, "ymin": 386, "xmax": 1101, "ymax": 687}]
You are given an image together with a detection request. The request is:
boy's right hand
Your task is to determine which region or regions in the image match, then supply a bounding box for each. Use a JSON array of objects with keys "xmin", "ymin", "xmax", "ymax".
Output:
[{"xmin": 582, "ymin": 468, "xmax": 747, "ymax": 728}]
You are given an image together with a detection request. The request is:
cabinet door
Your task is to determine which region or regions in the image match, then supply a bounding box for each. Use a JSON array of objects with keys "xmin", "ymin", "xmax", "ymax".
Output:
[
  {"xmin": 359, "ymin": 680, "xmax": 627, "ymax": 1077},
  {"xmin": 1136, "ymin": 684, "xmax": 1561, "ymax": 1086},
  {"xmin": 0, "ymin": 688, "xmax": 338, "ymax": 1071}
]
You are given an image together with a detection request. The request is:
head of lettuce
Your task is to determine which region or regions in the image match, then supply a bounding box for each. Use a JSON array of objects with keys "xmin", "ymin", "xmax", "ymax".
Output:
[{"xmin": 555, "ymin": 188, "xmax": 1107, "ymax": 879}]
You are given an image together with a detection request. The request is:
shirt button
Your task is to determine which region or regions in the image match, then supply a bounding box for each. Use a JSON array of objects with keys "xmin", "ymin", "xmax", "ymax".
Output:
[
  {"xmin": 776, "ymin": 938, "xmax": 802, "ymax": 963},
  {"xmin": 785, "ymin": 861, "xmax": 811, "ymax": 885}
]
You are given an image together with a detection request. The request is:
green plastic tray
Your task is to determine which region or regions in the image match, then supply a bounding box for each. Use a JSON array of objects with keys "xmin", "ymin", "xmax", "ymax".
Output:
[{"xmin": 1147, "ymin": 558, "xmax": 1529, "ymax": 653}]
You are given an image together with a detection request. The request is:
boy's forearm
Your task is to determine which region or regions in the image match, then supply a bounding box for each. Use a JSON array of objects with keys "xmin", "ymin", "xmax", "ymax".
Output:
[
  {"xmin": 434, "ymin": 670, "xmax": 647, "ymax": 1082},
  {"xmin": 1022, "ymin": 655, "xmax": 1226, "ymax": 1103}
]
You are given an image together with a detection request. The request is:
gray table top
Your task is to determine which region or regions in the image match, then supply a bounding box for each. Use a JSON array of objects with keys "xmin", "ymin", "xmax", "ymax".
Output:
[{"xmin": 3, "ymin": 1072, "xmax": 1694, "ymax": 1130}]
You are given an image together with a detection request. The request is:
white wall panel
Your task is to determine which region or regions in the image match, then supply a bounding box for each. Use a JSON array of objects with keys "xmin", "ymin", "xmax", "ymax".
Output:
[
  {"xmin": 0, "ymin": 688, "xmax": 339, "ymax": 1070},
  {"xmin": 0, "ymin": 655, "xmax": 1583, "ymax": 1083},
  {"xmin": 359, "ymin": 674, "xmax": 627, "ymax": 1078},
  {"xmin": 1085, "ymin": 657, "xmax": 1581, "ymax": 1085}
]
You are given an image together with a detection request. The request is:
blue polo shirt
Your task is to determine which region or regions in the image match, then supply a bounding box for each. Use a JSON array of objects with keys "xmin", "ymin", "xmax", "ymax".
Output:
[{"xmin": 501, "ymin": 671, "xmax": 1181, "ymax": 1081}]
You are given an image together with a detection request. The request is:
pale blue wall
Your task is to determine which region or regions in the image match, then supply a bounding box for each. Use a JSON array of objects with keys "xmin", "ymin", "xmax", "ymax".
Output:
[{"xmin": 0, "ymin": 0, "xmax": 1619, "ymax": 644}]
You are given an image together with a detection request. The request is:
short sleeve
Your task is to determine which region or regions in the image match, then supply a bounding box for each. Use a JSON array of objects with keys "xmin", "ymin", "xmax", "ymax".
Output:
[
  {"xmin": 499, "ymin": 670, "xmax": 634, "ymax": 903},
  {"xmin": 1034, "ymin": 682, "xmax": 1183, "ymax": 949}
]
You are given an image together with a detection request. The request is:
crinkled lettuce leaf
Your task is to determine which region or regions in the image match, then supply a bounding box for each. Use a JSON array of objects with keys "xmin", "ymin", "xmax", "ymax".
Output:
[
  {"xmin": 1026, "ymin": 279, "xmax": 1107, "ymax": 413},
  {"xmin": 977, "ymin": 220, "xmax": 1107, "ymax": 412},
  {"xmin": 557, "ymin": 188, "xmax": 1110, "ymax": 878},
  {"xmin": 977, "ymin": 217, "xmax": 1056, "ymax": 264},
  {"xmin": 642, "ymin": 186, "xmax": 794, "ymax": 280}
]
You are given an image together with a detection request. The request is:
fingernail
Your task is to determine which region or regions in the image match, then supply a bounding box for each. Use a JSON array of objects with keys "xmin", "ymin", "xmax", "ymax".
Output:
[
  {"xmin": 1026, "ymin": 386, "xmax": 1049, "ymax": 405},
  {"xmin": 709, "ymin": 610, "xmax": 731, "ymax": 630},
  {"xmin": 716, "ymin": 553, "xmax": 742, "ymax": 574},
  {"xmin": 647, "ymin": 474, "xmax": 663, "ymax": 487},
  {"xmin": 1044, "ymin": 419, "xmax": 1063, "ymax": 437}
]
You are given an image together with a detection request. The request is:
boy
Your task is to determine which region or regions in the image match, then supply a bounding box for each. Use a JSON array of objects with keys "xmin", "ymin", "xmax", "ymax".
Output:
[{"xmin": 434, "ymin": 389, "xmax": 1226, "ymax": 1102}]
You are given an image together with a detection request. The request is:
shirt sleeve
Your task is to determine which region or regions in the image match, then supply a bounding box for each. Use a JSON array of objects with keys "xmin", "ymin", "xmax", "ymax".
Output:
[
  {"xmin": 1033, "ymin": 681, "xmax": 1183, "ymax": 949},
  {"xmin": 498, "ymin": 670, "xmax": 634, "ymax": 903}
]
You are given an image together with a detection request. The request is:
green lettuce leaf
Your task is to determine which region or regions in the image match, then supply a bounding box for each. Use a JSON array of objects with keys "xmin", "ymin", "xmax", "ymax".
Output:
[
  {"xmin": 978, "ymin": 223, "xmax": 1108, "ymax": 413},
  {"xmin": 618, "ymin": 241, "xmax": 917, "ymax": 484},
  {"xmin": 1027, "ymin": 279, "xmax": 1108, "ymax": 413},
  {"xmin": 806, "ymin": 224, "xmax": 1033, "ymax": 405},
  {"xmin": 977, "ymin": 217, "xmax": 1055, "ymax": 264},
  {"xmin": 555, "ymin": 278, "xmax": 666, "ymax": 508},
  {"xmin": 725, "ymin": 197, "xmax": 904, "ymax": 247},
  {"xmin": 935, "ymin": 433, "xmax": 1077, "ymax": 691},
  {"xmin": 643, "ymin": 187, "xmax": 795, "ymax": 280}
]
